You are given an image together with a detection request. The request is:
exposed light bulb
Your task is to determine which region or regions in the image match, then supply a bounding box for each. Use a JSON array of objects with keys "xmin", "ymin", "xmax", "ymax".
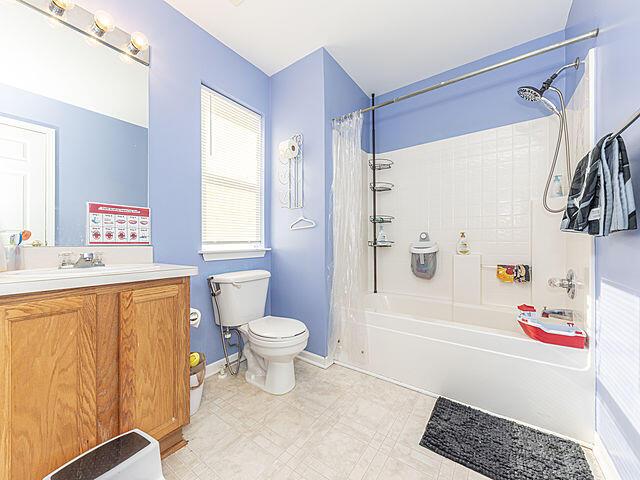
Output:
[
  {"xmin": 127, "ymin": 32, "xmax": 149, "ymax": 55},
  {"xmin": 49, "ymin": 0, "xmax": 74, "ymax": 16},
  {"xmin": 90, "ymin": 10, "xmax": 115, "ymax": 37}
]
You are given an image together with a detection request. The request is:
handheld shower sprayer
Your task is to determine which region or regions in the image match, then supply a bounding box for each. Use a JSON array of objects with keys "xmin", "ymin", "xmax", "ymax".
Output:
[{"xmin": 517, "ymin": 58, "xmax": 582, "ymax": 214}]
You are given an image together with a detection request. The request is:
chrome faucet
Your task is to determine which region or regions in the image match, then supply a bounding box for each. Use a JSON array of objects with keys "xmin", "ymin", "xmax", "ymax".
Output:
[
  {"xmin": 548, "ymin": 269, "xmax": 576, "ymax": 299},
  {"xmin": 542, "ymin": 308, "xmax": 576, "ymax": 322},
  {"xmin": 58, "ymin": 252, "xmax": 105, "ymax": 269}
]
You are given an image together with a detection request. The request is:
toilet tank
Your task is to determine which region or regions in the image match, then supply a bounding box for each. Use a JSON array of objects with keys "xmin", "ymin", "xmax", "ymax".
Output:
[{"xmin": 209, "ymin": 270, "xmax": 270, "ymax": 327}]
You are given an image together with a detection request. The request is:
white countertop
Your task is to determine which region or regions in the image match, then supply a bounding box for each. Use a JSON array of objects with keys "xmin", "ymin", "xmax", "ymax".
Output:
[{"xmin": 0, "ymin": 263, "xmax": 199, "ymax": 297}]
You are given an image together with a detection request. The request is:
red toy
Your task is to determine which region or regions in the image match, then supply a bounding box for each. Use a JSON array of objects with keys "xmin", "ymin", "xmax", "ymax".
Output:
[{"xmin": 516, "ymin": 305, "xmax": 587, "ymax": 349}]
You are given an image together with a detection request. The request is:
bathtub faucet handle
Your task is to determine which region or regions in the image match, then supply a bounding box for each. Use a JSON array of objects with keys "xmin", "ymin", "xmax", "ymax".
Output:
[{"xmin": 548, "ymin": 269, "xmax": 576, "ymax": 299}]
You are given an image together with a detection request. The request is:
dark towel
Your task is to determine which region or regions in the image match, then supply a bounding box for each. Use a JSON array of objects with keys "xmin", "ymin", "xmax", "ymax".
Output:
[
  {"xmin": 561, "ymin": 136, "xmax": 606, "ymax": 235},
  {"xmin": 561, "ymin": 134, "xmax": 636, "ymax": 235}
]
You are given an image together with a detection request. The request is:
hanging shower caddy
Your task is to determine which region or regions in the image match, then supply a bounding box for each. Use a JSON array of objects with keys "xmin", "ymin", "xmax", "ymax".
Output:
[
  {"xmin": 410, "ymin": 232, "xmax": 439, "ymax": 279},
  {"xmin": 368, "ymin": 155, "xmax": 395, "ymax": 248}
]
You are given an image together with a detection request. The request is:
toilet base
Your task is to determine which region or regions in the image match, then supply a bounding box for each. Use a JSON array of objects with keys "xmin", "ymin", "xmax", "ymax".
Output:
[
  {"xmin": 239, "ymin": 327, "xmax": 307, "ymax": 395},
  {"xmin": 245, "ymin": 359, "xmax": 295, "ymax": 395}
]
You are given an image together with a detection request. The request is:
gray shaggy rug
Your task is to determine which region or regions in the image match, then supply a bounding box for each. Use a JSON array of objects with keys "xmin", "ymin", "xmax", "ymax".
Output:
[{"xmin": 420, "ymin": 398, "xmax": 593, "ymax": 480}]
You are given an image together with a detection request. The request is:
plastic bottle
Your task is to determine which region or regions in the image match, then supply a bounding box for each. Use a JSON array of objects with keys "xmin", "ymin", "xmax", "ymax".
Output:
[
  {"xmin": 456, "ymin": 231, "xmax": 470, "ymax": 255},
  {"xmin": 377, "ymin": 226, "xmax": 389, "ymax": 243},
  {"xmin": 550, "ymin": 175, "xmax": 564, "ymax": 198}
]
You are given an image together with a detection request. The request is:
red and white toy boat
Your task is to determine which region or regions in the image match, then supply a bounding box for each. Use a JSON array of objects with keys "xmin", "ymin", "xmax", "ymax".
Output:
[{"xmin": 516, "ymin": 304, "xmax": 587, "ymax": 349}]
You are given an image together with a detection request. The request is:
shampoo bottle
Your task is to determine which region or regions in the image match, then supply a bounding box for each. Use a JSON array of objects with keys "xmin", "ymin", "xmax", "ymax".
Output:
[
  {"xmin": 456, "ymin": 231, "xmax": 470, "ymax": 255},
  {"xmin": 377, "ymin": 226, "xmax": 389, "ymax": 244},
  {"xmin": 550, "ymin": 175, "xmax": 564, "ymax": 198}
]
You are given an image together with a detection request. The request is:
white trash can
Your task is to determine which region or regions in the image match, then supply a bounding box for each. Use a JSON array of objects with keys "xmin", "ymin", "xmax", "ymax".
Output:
[{"xmin": 190, "ymin": 352, "xmax": 206, "ymax": 416}]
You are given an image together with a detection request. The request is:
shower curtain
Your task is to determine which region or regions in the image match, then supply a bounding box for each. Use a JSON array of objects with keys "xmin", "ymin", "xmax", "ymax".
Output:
[{"xmin": 329, "ymin": 112, "xmax": 368, "ymax": 364}]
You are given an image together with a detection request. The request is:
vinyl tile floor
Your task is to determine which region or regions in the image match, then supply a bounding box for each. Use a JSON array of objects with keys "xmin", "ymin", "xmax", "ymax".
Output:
[{"xmin": 162, "ymin": 360, "xmax": 604, "ymax": 480}]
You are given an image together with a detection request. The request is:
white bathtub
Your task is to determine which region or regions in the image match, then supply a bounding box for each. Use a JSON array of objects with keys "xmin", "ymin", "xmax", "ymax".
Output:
[{"xmin": 335, "ymin": 292, "xmax": 595, "ymax": 443}]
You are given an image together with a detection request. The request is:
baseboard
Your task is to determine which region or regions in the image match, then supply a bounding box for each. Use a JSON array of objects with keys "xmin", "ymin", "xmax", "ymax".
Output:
[
  {"xmin": 204, "ymin": 352, "xmax": 242, "ymax": 379},
  {"xmin": 594, "ymin": 433, "xmax": 622, "ymax": 480},
  {"xmin": 296, "ymin": 350, "xmax": 334, "ymax": 369},
  {"xmin": 203, "ymin": 350, "xmax": 331, "ymax": 379}
]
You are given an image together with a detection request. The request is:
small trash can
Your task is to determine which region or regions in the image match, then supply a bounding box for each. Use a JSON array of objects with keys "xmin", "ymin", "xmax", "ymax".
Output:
[{"xmin": 189, "ymin": 352, "xmax": 206, "ymax": 416}]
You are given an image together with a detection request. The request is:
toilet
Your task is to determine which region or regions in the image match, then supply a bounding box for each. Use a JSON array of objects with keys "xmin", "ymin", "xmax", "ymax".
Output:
[{"xmin": 209, "ymin": 270, "xmax": 308, "ymax": 395}]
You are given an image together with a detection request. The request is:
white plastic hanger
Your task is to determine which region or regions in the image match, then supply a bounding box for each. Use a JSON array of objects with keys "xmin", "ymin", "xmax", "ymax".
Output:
[{"xmin": 290, "ymin": 215, "xmax": 316, "ymax": 231}]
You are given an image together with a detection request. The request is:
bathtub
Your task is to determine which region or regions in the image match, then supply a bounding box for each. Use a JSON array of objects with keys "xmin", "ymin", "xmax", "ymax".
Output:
[{"xmin": 335, "ymin": 292, "xmax": 595, "ymax": 443}]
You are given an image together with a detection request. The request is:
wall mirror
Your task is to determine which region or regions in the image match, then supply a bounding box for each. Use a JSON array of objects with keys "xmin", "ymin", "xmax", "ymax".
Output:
[{"xmin": 0, "ymin": 0, "xmax": 149, "ymax": 247}]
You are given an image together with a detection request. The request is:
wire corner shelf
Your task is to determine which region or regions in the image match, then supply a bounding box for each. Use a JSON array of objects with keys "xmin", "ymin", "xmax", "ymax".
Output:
[
  {"xmin": 368, "ymin": 240, "xmax": 394, "ymax": 248},
  {"xmin": 369, "ymin": 181, "xmax": 394, "ymax": 192},
  {"xmin": 369, "ymin": 215, "xmax": 395, "ymax": 224},
  {"xmin": 368, "ymin": 158, "xmax": 394, "ymax": 170}
]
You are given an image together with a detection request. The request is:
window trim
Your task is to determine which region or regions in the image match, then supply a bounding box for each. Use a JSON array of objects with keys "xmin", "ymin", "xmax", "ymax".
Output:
[{"xmin": 200, "ymin": 85, "xmax": 266, "ymax": 261}]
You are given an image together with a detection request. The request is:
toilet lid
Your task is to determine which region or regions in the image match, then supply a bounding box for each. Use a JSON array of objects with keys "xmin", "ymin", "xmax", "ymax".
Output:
[{"xmin": 249, "ymin": 316, "xmax": 307, "ymax": 339}]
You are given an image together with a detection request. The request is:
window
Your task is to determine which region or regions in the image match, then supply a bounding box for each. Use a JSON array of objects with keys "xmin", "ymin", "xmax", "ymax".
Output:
[{"xmin": 200, "ymin": 86, "xmax": 265, "ymax": 259}]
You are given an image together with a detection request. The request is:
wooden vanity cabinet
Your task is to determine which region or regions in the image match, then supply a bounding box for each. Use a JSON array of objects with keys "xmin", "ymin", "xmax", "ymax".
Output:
[{"xmin": 0, "ymin": 277, "xmax": 190, "ymax": 480}]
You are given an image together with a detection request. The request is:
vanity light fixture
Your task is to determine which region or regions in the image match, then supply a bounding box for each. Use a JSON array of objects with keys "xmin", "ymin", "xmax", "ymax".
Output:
[
  {"xmin": 48, "ymin": 0, "xmax": 73, "ymax": 16},
  {"xmin": 127, "ymin": 32, "xmax": 149, "ymax": 56},
  {"xmin": 90, "ymin": 10, "xmax": 115, "ymax": 37},
  {"xmin": 17, "ymin": 0, "xmax": 150, "ymax": 66}
]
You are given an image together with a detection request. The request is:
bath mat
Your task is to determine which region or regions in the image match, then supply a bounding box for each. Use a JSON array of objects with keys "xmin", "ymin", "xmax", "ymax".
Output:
[{"xmin": 420, "ymin": 397, "xmax": 593, "ymax": 480}]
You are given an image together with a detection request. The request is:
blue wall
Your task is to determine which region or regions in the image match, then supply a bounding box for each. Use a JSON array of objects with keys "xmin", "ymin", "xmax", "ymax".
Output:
[
  {"xmin": 0, "ymin": 84, "xmax": 148, "ymax": 246},
  {"xmin": 270, "ymin": 49, "xmax": 327, "ymax": 356},
  {"xmin": 269, "ymin": 49, "xmax": 368, "ymax": 357},
  {"xmin": 565, "ymin": 2, "xmax": 640, "ymax": 478},
  {"xmin": 79, "ymin": 0, "xmax": 272, "ymax": 363},
  {"xmin": 372, "ymin": 31, "xmax": 569, "ymax": 153}
]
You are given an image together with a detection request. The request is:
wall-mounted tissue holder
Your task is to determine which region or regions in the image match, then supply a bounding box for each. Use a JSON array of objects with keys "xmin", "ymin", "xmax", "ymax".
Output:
[
  {"xmin": 278, "ymin": 134, "xmax": 304, "ymax": 209},
  {"xmin": 190, "ymin": 308, "xmax": 202, "ymax": 328}
]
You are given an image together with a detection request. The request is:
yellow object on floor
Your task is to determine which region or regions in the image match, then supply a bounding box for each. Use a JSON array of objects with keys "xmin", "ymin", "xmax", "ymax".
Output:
[{"xmin": 189, "ymin": 352, "xmax": 201, "ymax": 368}]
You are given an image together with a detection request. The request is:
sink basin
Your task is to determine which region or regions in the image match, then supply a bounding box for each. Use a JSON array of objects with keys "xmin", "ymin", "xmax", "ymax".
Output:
[
  {"xmin": 0, "ymin": 263, "xmax": 199, "ymax": 296},
  {"xmin": 0, "ymin": 264, "xmax": 167, "ymax": 280}
]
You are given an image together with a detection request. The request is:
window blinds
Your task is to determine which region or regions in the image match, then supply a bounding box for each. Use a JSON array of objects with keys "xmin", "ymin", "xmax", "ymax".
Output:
[{"xmin": 201, "ymin": 86, "xmax": 264, "ymax": 247}]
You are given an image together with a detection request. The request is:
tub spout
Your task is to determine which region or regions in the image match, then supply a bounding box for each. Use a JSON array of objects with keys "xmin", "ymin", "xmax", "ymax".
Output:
[{"xmin": 542, "ymin": 308, "xmax": 576, "ymax": 322}]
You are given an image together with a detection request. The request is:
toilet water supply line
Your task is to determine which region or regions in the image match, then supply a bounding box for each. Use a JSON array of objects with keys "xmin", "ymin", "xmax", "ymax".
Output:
[{"xmin": 209, "ymin": 280, "xmax": 244, "ymax": 376}]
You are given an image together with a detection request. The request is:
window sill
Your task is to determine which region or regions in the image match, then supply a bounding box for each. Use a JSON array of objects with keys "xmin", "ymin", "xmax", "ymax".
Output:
[{"xmin": 199, "ymin": 247, "xmax": 271, "ymax": 262}]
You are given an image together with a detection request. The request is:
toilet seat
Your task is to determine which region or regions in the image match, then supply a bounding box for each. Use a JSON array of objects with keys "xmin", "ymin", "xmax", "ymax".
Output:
[{"xmin": 248, "ymin": 315, "xmax": 307, "ymax": 341}]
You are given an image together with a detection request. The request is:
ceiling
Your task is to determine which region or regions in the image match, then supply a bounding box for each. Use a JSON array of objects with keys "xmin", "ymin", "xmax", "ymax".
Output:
[{"xmin": 164, "ymin": 0, "xmax": 574, "ymax": 95}]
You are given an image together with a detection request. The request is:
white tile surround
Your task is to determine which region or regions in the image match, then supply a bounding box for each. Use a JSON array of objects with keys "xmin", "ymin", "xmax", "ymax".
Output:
[
  {"xmin": 163, "ymin": 361, "xmax": 604, "ymax": 480},
  {"xmin": 368, "ymin": 54, "xmax": 594, "ymax": 322},
  {"xmin": 372, "ymin": 116, "xmax": 571, "ymax": 308}
]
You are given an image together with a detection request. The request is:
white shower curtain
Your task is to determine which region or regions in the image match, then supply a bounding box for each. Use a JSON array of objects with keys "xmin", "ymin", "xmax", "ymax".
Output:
[{"xmin": 329, "ymin": 112, "xmax": 368, "ymax": 364}]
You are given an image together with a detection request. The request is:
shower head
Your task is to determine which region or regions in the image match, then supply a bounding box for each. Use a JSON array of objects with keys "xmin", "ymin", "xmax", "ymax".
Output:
[
  {"xmin": 517, "ymin": 86, "xmax": 543, "ymax": 102},
  {"xmin": 540, "ymin": 96, "xmax": 561, "ymax": 116},
  {"xmin": 517, "ymin": 86, "xmax": 561, "ymax": 115},
  {"xmin": 518, "ymin": 57, "xmax": 582, "ymax": 104}
]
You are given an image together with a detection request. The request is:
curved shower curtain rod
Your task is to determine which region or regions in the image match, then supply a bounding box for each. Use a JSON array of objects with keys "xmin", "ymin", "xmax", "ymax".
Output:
[{"xmin": 334, "ymin": 29, "xmax": 600, "ymax": 120}]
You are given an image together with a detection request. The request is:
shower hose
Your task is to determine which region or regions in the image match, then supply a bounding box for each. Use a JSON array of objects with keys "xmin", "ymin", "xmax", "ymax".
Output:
[{"xmin": 544, "ymin": 87, "xmax": 572, "ymax": 214}]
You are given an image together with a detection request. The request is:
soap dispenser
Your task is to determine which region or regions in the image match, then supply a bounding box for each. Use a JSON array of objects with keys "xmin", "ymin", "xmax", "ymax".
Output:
[{"xmin": 456, "ymin": 231, "xmax": 470, "ymax": 255}]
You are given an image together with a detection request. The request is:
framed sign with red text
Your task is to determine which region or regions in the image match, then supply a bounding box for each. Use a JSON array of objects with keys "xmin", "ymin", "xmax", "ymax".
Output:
[{"xmin": 87, "ymin": 202, "xmax": 151, "ymax": 245}]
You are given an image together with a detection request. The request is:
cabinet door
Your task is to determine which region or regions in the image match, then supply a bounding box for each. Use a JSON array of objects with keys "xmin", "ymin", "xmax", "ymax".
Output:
[
  {"xmin": 119, "ymin": 283, "xmax": 189, "ymax": 440},
  {"xmin": 0, "ymin": 295, "xmax": 97, "ymax": 480}
]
